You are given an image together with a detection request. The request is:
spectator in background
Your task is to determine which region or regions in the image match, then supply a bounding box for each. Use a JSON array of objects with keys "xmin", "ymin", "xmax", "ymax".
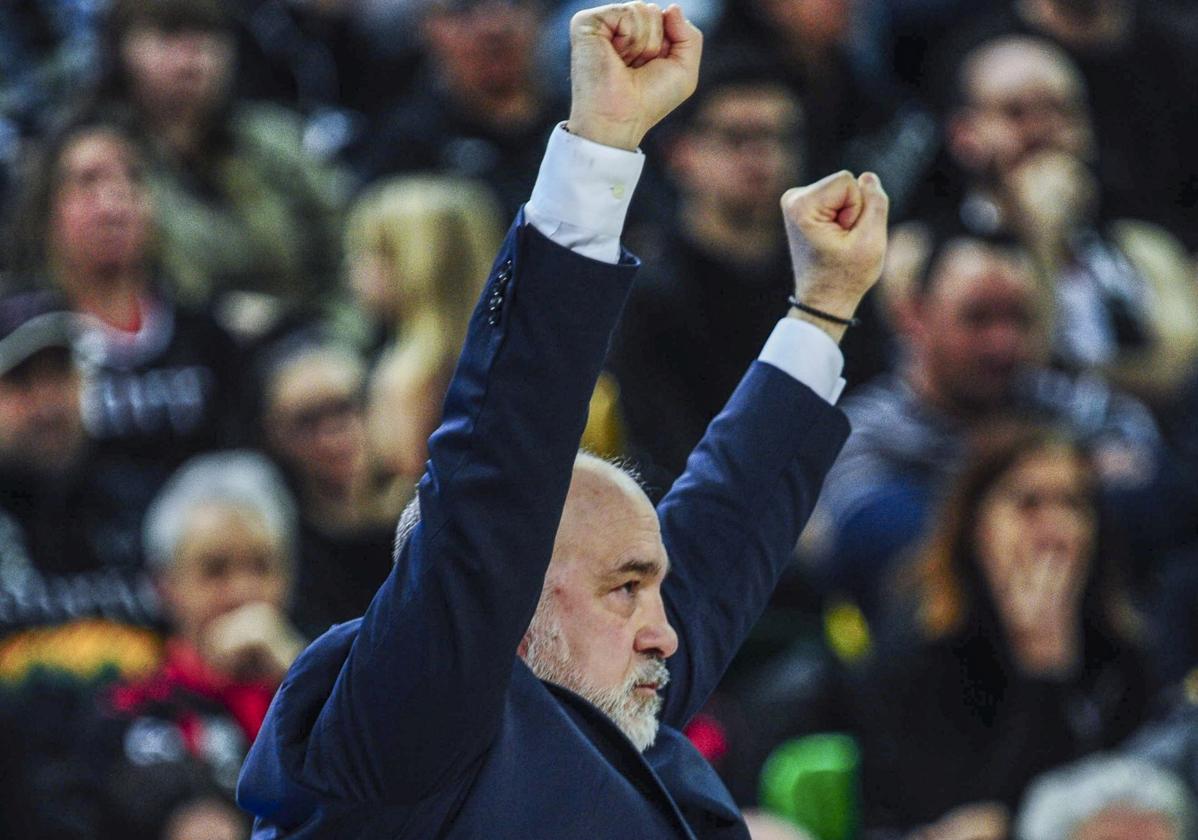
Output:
[
  {"xmin": 345, "ymin": 0, "xmax": 565, "ymax": 219},
  {"xmin": 0, "ymin": 292, "xmax": 158, "ymax": 632},
  {"xmin": 4, "ymin": 111, "xmax": 249, "ymax": 548},
  {"xmin": 0, "ymin": 0, "xmax": 106, "ymax": 216},
  {"xmin": 714, "ymin": 0, "xmax": 933, "ymax": 209},
  {"xmin": 0, "ymin": 450, "xmax": 300, "ymax": 839},
  {"xmin": 259, "ymin": 337, "xmax": 398, "ymax": 639},
  {"xmin": 343, "ymin": 174, "xmax": 624, "ymax": 474},
  {"xmin": 1016, "ymin": 755, "xmax": 1194, "ymax": 840},
  {"xmin": 928, "ymin": 0, "xmax": 1198, "ymax": 252},
  {"xmin": 101, "ymin": 450, "xmax": 301, "ymax": 838},
  {"xmin": 850, "ymin": 424, "xmax": 1152, "ymax": 839},
  {"xmin": 610, "ymin": 61, "xmax": 809, "ymax": 483},
  {"xmin": 92, "ymin": 0, "xmax": 346, "ymax": 322},
  {"xmin": 815, "ymin": 234, "xmax": 1165, "ymax": 619},
  {"xmin": 908, "ymin": 36, "xmax": 1198, "ymax": 410},
  {"xmin": 342, "ymin": 175, "xmax": 502, "ymax": 480}
]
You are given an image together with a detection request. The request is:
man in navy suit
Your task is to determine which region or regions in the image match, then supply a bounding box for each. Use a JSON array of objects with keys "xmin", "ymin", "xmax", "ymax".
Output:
[{"xmin": 237, "ymin": 3, "xmax": 889, "ymax": 836}]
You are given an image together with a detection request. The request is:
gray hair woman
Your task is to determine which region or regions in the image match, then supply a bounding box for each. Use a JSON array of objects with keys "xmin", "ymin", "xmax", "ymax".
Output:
[
  {"xmin": 144, "ymin": 449, "xmax": 304, "ymax": 682},
  {"xmin": 1017, "ymin": 754, "xmax": 1195, "ymax": 840}
]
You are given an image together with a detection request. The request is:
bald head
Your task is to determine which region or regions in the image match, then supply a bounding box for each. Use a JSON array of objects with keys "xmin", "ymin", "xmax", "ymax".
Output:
[
  {"xmin": 547, "ymin": 454, "xmax": 664, "ymax": 585},
  {"xmin": 951, "ymin": 36, "xmax": 1093, "ymax": 177},
  {"xmin": 963, "ymin": 37, "xmax": 1086, "ymax": 110}
]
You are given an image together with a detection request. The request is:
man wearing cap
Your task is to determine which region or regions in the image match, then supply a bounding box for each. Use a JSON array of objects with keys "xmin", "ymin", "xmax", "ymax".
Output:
[
  {"xmin": 238, "ymin": 3, "xmax": 887, "ymax": 837},
  {"xmin": 0, "ymin": 292, "xmax": 157, "ymax": 632}
]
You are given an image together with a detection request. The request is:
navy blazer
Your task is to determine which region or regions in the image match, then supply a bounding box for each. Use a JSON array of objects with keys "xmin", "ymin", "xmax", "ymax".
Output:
[{"xmin": 237, "ymin": 213, "xmax": 851, "ymax": 838}]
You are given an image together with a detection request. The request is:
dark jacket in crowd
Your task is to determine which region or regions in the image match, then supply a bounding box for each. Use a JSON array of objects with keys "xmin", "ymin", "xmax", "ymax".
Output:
[
  {"xmin": 288, "ymin": 519, "xmax": 395, "ymax": 641},
  {"xmin": 77, "ymin": 296, "xmax": 250, "ymax": 535},
  {"xmin": 345, "ymin": 77, "xmax": 565, "ymax": 220},
  {"xmin": 0, "ymin": 457, "xmax": 159, "ymax": 634},
  {"xmin": 610, "ymin": 231, "xmax": 794, "ymax": 483},
  {"xmin": 850, "ymin": 618, "xmax": 1152, "ymax": 834}
]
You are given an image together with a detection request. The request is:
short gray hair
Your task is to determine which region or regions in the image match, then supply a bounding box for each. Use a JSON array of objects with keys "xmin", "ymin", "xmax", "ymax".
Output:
[
  {"xmin": 393, "ymin": 495, "xmax": 422, "ymax": 565},
  {"xmin": 1016, "ymin": 754, "xmax": 1195, "ymax": 840},
  {"xmin": 143, "ymin": 450, "xmax": 298, "ymax": 574}
]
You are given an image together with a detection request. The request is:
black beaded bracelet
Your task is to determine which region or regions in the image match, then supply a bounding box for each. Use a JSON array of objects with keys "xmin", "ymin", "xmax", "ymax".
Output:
[{"xmin": 787, "ymin": 295, "xmax": 860, "ymax": 328}]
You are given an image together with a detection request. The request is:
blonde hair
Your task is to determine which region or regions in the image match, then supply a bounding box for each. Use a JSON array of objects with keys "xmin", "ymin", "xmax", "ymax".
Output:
[
  {"xmin": 346, "ymin": 176, "xmax": 505, "ymax": 481},
  {"xmin": 345, "ymin": 175, "xmax": 504, "ymax": 377}
]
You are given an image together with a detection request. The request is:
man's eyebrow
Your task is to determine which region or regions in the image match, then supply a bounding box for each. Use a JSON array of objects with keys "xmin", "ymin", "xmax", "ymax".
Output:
[{"xmin": 608, "ymin": 558, "xmax": 668, "ymax": 579}]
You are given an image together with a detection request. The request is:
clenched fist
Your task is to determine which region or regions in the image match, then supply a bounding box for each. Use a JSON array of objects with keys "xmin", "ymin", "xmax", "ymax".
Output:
[
  {"xmin": 567, "ymin": 2, "xmax": 702, "ymax": 150},
  {"xmin": 782, "ymin": 170, "xmax": 889, "ymax": 341}
]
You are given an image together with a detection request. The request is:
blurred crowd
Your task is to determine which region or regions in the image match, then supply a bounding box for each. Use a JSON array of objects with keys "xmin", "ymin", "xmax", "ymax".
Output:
[{"xmin": 0, "ymin": 0, "xmax": 1196, "ymax": 838}]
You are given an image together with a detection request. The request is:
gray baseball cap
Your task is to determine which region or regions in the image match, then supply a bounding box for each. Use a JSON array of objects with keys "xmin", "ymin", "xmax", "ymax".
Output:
[{"xmin": 0, "ymin": 292, "xmax": 77, "ymax": 378}]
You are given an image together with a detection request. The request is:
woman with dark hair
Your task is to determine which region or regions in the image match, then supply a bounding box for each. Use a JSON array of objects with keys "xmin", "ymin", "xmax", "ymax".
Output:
[
  {"xmin": 850, "ymin": 422, "xmax": 1152, "ymax": 840},
  {"xmin": 90, "ymin": 0, "xmax": 344, "ymax": 320}
]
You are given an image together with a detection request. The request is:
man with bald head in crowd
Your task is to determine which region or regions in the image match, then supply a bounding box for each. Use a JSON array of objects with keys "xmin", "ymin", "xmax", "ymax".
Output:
[{"xmin": 238, "ymin": 3, "xmax": 888, "ymax": 836}]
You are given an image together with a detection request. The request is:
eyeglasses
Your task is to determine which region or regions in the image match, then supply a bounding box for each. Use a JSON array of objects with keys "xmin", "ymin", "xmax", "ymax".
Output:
[
  {"xmin": 692, "ymin": 123, "xmax": 802, "ymax": 151},
  {"xmin": 274, "ymin": 394, "xmax": 362, "ymax": 437}
]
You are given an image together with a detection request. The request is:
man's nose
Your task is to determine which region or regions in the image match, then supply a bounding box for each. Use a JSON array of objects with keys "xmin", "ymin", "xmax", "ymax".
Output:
[{"xmin": 635, "ymin": 595, "xmax": 679, "ymax": 660}]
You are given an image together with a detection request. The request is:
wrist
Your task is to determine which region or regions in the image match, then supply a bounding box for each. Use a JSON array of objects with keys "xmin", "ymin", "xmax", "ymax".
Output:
[
  {"xmin": 787, "ymin": 307, "xmax": 848, "ymax": 344},
  {"xmin": 565, "ymin": 113, "xmax": 643, "ymax": 152},
  {"xmin": 790, "ymin": 286, "xmax": 862, "ymax": 323}
]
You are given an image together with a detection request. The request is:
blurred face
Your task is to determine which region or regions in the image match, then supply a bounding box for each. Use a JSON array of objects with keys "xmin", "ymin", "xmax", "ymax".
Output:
[
  {"xmin": 759, "ymin": 0, "xmax": 854, "ymax": 48},
  {"xmin": 673, "ymin": 86, "xmax": 803, "ymax": 217},
  {"xmin": 121, "ymin": 25, "xmax": 233, "ymax": 119},
  {"xmin": 266, "ymin": 352, "xmax": 368, "ymax": 493},
  {"xmin": 0, "ymin": 349, "xmax": 84, "ymax": 474},
  {"xmin": 1072, "ymin": 806, "xmax": 1178, "ymax": 840},
  {"xmin": 975, "ymin": 446, "xmax": 1096, "ymax": 634},
  {"xmin": 50, "ymin": 130, "xmax": 151, "ymax": 278},
  {"xmin": 164, "ymin": 503, "xmax": 289, "ymax": 645},
  {"xmin": 424, "ymin": 0, "xmax": 538, "ymax": 101},
  {"xmin": 953, "ymin": 43, "xmax": 1094, "ymax": 180},
  {"xmin": 522, "ymin": 462, "xmax": 678, "ymax": 751},
  {"xmin": 914, "ymin": 244, "xmax": 1043, "ymax": 414}
]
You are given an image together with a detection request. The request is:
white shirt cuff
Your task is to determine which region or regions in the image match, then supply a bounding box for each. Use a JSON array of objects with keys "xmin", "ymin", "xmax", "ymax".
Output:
[
  {"xmin": 525, "ymin": 124, "xmax": 645, "ymax": 265},
  {"xmin": 758, "ymin": 318, "xmax": 847, "ymax": 404}
]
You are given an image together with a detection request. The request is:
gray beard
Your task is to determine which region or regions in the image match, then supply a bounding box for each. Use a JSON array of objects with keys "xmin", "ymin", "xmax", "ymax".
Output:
[{"xmin": 523, "ymin": 605, "xmax": 670, "ymax": 752}]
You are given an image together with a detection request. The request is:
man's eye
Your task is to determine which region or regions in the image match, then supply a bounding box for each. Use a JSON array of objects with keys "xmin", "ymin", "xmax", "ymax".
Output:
[{"xmin": 618, "ymin": 580, "xmax": 639, "ymax": 596}]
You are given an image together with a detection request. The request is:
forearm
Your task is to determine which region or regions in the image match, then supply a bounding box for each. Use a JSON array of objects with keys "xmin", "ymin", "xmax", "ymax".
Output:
[{"xmin": 657, "ymin": 357, "xmax": 850, "ymax": 726}]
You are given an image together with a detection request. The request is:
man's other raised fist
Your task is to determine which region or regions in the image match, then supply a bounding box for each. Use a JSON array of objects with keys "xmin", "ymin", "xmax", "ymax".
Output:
[
  {"xmin": 567, "ymin": 3, "xmax": 702, "ymax": 150},
  {"xmin": 782, "ymin": 170, "xmax": 889, "ymax": 329}
]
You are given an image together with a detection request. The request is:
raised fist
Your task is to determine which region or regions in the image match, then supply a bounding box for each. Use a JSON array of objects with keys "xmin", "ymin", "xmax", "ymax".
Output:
[
  {"xmin": 567, "ymin": 2, "xmax": 702, "ymax": 150},
  {"xmin": 781, "ymin": 170, "xmax": 889, "ymax": 329}
]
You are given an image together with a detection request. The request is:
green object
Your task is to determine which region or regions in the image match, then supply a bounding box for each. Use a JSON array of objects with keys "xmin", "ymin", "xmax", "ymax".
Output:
[{"xmin": 759, "ymin": 733, "xmax": 860, "ymax": 840}]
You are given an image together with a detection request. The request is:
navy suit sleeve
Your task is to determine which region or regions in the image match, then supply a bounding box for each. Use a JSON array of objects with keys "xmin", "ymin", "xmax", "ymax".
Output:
[
  {"xmin": 656, "ymin": 362, "xmax": 851, "ymax": 728},
  {"xmin": 296, "ymin": 215, "xmax": 638, "ymax": 801}
]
